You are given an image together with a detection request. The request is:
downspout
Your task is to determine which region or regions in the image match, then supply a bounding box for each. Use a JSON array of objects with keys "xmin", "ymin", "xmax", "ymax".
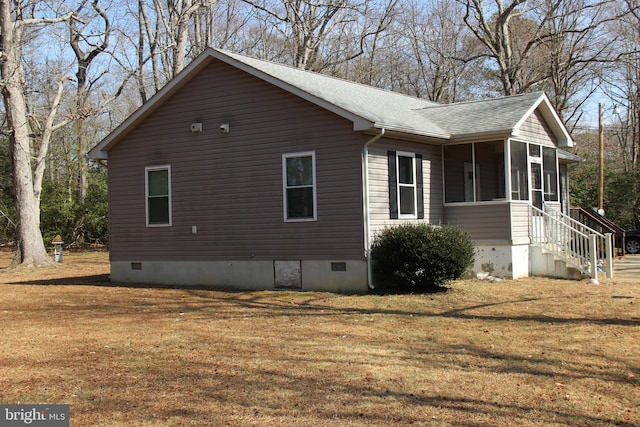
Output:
[{"xmin": 363, "ymin": 128, "xmax": 386, "ymax": 289}]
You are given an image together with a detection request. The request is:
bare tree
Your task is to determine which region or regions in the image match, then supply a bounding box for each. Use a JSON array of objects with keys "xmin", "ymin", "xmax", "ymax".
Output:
[
  {"xmin": 459, "ymin": 0, "xmax": 566, "ymax": 96},
  {"xmin": 396, "ymin": 0, "xmax": 479, "ymax": 102},
  {"xmin": 538, "ymin": 0, "xmax": 616, "ymax": 127},
  {"xmin": 0, "ymin": 0, "xmax": 75, "ymax": 267},
  {"xmin": 121, "ymin": 0, "xmax": 218, "ymax": 104},
  {"xmin": 211, "ymin": 0, "xmax": 266, "ymax": 51},
  {"xmin": 459, "ymin": 0, "xmax": 623, "ymax": 129},
  {"xmin": 242, "ymin": 0, "xmax": 348, "ymax": 70},
  {"xmin": 604, "ymin": 0, "xmax": 640, "ymax": 170},
  {"xmin": 241, "ymin": 0, "xmax": 398, "ymax": 71},
  {"xmin": 459, "ymin": 0, "xmax": 609, "ymax": 97},
  {"xmin": 70, "ymin": 0, "xmax": 111, "ymax": 202},
  {"xmin": 154, "ymin": 0, "xmax": 218, "ymax": 77}
]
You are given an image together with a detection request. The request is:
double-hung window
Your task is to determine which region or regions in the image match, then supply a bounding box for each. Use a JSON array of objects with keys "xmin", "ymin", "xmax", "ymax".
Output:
[
  {"xmin": 388, "ymin": 151, "xmax": 424, "ymax": 219},
  {"xmin": 397, "ymin": 153, "xmax": 417, "ymax": 216},
  {"xmin": 283, "ymin": 152, "xmax": 317, "ymax": 221},
  {"xmin": 145, "ymin": 165, "xmax": 172, "ymax": 226}
]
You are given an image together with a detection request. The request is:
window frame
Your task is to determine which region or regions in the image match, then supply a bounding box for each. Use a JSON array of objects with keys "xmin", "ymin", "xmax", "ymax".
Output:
[
  {"xmin": 388, "ymin": 150, "xmax": 424, "ymax": 219},
  {"xmin": 282, "ymin": 151, "xmax": 317, "ymax": 222},
  {"xmin": 145, "ymin": 165, "xmax": 172, "ymax": 227},
  {"xmin": 396, "ymin": 151, "xmax": 418, "ymax": 218},
  {"xmin": 529, "ymin": 149, "xmax": 544, "ymax": 209},
  {"xmin": 444, "ymin": 141, "xmax": 506, "ymax": 204},
  {"xmin": 509, "ymin": 140, "xmax": 529, "ymax": 201}
]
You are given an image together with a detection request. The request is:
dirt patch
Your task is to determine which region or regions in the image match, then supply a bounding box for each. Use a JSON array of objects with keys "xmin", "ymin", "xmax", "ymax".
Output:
[{"xmin": 0, "ymin": 252, "xmax": 638, "ymax": 426}]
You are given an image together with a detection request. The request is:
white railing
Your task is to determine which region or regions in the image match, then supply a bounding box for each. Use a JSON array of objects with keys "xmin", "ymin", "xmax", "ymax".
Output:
[{"xmin": 529, "ymin": 204, "xmax": 613, "ymax": 280}]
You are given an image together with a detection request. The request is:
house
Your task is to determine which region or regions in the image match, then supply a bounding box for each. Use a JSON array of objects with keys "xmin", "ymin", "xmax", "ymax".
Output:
[{"xmin": 88, "ymin": 48, "xmax": 607, "ymax": 293}]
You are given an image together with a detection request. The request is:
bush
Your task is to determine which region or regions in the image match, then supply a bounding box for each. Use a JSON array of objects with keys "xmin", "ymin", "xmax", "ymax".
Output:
[
  {"xmin": 371, "ymin": 223, "xmax": 475, "ymax": 292},
  {"xmin": 40, "ymin": 169, "xmax": 108, "ymax": 246}
]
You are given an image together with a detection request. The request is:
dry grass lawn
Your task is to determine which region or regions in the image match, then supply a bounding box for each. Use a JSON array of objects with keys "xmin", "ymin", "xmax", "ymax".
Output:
[{"xmin": 0, "ymin": 251, "xmax": 638, "ymax": 426}]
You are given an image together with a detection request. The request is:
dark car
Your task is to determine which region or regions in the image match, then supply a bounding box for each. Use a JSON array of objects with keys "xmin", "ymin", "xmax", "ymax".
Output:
[{"xmin": 625, "ymin": 229, "xmax": 640, "ymax": 254}]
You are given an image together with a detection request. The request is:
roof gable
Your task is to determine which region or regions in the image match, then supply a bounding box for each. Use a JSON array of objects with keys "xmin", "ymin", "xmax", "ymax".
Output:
[{"xmin": 88, "ymin": 49, "xmax": 572, "ymax": 160}]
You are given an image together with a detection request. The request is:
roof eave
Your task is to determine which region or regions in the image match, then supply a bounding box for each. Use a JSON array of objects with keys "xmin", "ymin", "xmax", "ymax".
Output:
[
  {"xmin": 448, "ymin": 129, "xmax": 512, "ymax": 143},
  {"xmin": 367, "ymin": 123, "xmax": 450, "ymax": 141},
  {"xmin": 557, "ymin": 149, "xmax": 583, "ymax": 164},
  {"xmin": 89, "ymin": 150, "xmax": 109, "ymax": 160}
]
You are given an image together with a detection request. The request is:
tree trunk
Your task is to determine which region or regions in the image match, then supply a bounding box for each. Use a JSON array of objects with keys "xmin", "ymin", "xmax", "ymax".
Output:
[
  {"xmin": 3, "ymin": 73, "xmax": 54, "ymax": 267},
  {"xmin": 0, "ymin": 0, "xmax": 64, "ymax": 268}
]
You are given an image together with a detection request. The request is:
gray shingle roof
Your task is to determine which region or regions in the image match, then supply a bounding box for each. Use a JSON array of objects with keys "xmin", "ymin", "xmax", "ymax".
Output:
[
  {"xmin": 415, "ymin": 92, "xmax": 545, "ymax": 137},
  {"xmin": 220, "ymin": 50, "xmax": 561, "ymax": 141},
  {"xmin": 88, "ymin": 48, "xmax": 572, "ymax": 160},
  {"xmin": 220, "ymin": 50, "xmax": 449, "ymax": 137}
]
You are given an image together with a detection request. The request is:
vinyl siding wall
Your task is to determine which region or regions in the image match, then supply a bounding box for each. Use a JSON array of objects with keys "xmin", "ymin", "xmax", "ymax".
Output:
[
  {"xmin": 510, "ymin": 202, "xmax": 531, "ymax": 243},
  {"xmin": 367, "ymin": 139, "xmax": 443, "ymax": 239},
  {"xmin": 444, "ymin": 203, "xmax": 511, "ymax": 242},
  {"xmin": 108, "ymin": 60, "xmax": 366, "ymax": 262},
  {"xmin": 518, "ymin": 110, "xmax": 557, "ymax": 146}
]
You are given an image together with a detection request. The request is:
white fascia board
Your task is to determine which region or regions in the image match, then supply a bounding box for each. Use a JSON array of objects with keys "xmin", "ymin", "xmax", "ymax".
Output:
[
  {"xmin": 371, "ymin": 123, "xmax": 451, "ymax": 140},
  {"xmin": 448, "ymin": 129, "xmax": 512, "ymax": 143}
]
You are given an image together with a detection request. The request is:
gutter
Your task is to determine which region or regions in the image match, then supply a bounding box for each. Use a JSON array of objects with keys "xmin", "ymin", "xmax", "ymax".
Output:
[{"xmin": 362, "ymin": 128, "xmax": 386, "ymax": 289}]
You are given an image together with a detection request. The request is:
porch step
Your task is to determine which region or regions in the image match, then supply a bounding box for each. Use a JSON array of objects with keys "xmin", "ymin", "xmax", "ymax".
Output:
[
  {"xmin": 539, "ymin": 247, "xmax": 585, "ymax": 272},
  {"xmin": 530, "ymin": 245, "xmax": 585, "ymax": 280},
  {"xmin": 529, "ymin": 204, "xmax": 614, "ymax": 280}
]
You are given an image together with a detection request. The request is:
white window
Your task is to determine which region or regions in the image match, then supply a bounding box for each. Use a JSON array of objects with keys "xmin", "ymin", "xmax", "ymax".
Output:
[
  {"xmin": 283, "ymin": 152, "xmax": 317, "ymax": 221},
  {"xmin": 397, "ymin": 152, "xmax": 417, "ymax": 217},
  {"xmin": 388, "ymin": 150, "xmax": 424, "ymax": 219},
  {"xmin": 145, "ymin": 165, "xmax": 172, "ymax": 226}
]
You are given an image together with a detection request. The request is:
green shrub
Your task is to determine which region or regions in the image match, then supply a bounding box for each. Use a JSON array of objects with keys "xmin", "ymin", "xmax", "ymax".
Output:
[
  {"xmin": 371, "ymin": 223, "xmax": 475, "ymax": 292},
  {"xmin": 40, "ymin": 169, "xmax": 108, "ymax": 246}
]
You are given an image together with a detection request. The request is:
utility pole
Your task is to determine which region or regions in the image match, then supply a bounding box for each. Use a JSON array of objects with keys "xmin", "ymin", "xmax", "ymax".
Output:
[{"xmin": 598, "ymin": 103, "xmax": 604, "ymax": 212}]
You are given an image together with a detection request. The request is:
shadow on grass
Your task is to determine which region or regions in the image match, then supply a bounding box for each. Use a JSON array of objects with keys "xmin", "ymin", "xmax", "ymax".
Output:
[
  {"xmin": 24, "ymin": 334, "xmax": 638, "ymax": 427},
  {"xmin": 6, "ymin": 274, "xmax": 111, "ymax": 286},
  {"xmin": 369, "ymin": 284, "xmax": 451, "ymax": 295},
  {"xmin": 6, "ymin": 274, "xmax": 639, "ymax": 328},
  {"xmin": 8, "ymin": 274, "xmax": 453, "ymax": 294},
  {"xmin": 3, "ymin": 274, "xmax": 638, "ymax": 425}
]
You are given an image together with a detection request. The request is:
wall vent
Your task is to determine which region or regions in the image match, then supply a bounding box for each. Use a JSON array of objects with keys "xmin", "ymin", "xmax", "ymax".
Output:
[{"xmin": 331, "ymin": 262, "xmax": 347, "ymax": 272}]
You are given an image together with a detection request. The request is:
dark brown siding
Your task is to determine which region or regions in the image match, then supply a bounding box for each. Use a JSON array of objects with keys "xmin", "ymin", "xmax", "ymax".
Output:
[{"xmin": 108, "ymin": 60, "xmax": 366, "ymax": 261}]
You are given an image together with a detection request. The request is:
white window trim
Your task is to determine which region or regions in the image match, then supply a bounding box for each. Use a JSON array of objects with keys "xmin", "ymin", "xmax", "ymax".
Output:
[
  {"xmin": 282, "ymin": 151, "xmax": 317, "ymax": 222},
  {"xmin": 145, "ymin": 165, "xmax": 172, "ymax": 227},
  {"xmin": 396, "ymin": 151, "xmax": 418, "ymax": 219}
]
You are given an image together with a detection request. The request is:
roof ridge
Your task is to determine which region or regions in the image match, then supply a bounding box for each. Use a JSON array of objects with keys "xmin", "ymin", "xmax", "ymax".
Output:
[
  {"xmin": 416, "ymin": 91, "xmax": 545, "ymax": 110},
  {"xmin": 217, "ymin": 48, "xmax": 440, "ymax": 107}
]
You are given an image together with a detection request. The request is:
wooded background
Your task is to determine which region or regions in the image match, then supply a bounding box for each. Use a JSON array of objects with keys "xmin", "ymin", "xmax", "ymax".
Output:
[{"xmin": 0, "ymin": 0, "xmax": 638, "ymax": 264}]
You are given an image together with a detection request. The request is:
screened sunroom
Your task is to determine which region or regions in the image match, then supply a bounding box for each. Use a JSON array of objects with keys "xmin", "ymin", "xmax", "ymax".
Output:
[
  {"xmin": 441, "ymin": 139, "xmax": 566, "ymax": 279},
  {"xmin": 443, "ymin": 140, "xmax": 560, "ymax": 210}
]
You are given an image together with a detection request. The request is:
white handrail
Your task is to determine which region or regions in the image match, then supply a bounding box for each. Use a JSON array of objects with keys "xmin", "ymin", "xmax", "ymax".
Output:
[{"xmin": 529, "ymin": 205, "xmax": 613, "ymax": 279}]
